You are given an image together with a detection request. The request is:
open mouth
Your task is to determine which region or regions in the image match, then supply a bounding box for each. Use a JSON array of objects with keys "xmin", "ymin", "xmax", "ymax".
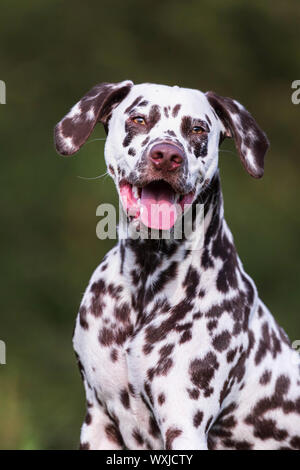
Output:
[{"xmin": 119, "ymin": 180, "xmax": 195, "ymax": 230}]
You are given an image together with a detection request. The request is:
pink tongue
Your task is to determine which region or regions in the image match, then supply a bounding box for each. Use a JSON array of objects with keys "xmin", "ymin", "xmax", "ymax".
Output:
[{"xmin": 140, "ymin": 182, "xmax": 177, "ymax": 230}]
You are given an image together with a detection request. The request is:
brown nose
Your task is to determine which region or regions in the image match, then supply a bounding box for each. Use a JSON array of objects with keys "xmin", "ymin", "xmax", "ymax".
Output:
[{"xmin": 149, "ymin": 143, "xmax": 185, "ymax": 172}]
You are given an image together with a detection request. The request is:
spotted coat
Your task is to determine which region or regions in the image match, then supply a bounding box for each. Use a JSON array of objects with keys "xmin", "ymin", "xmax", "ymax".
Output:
[{"xmin": 55, "ymin": 81, "xmax": 300, "ymax": 450}]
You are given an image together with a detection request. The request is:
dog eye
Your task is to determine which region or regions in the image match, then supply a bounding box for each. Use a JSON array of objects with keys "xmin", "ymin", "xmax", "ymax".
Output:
[
  {"xmin": 192, "ymin": 126, "xmax": 205, "ymax": 134},
  {"xmin": 132, "ymin": 116, "xmax": 146, "ymax": 125}
]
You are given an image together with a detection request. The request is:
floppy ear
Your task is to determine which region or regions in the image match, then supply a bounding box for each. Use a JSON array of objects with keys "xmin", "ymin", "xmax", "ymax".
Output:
[
  {"xmin": 54, "ymin": 80, "xmax": 133, "ymax": 156},
  {"xmin": 206, "ymin": 91, "xmax": 269, "ymax": 178}
]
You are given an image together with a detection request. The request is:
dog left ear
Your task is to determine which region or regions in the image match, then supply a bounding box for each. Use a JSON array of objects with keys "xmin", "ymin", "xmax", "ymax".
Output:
[
  {"xmin": 55, "ymin": 80, "xmax": 133, "ymax": 156},
  {"xmin": 206, "ymin": 91, "xmax": 269, "ymax": 178}
]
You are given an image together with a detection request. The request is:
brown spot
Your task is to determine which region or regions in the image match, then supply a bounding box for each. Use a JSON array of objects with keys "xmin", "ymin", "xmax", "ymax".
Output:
[
  {"xmin": 290, "ymin": 436, "xmax": 300, "ymax": 449},
  {"xmin": 193, "ymin": 410, "xmax": 204, "ymax": 428},
  {"xmin": 125, "ymin": 96, "xmax": 143, "ymax": 114},
  {"xmin": 128, "ymin": 383, "xmax": 135, "ymax": 397},
  {"xmin": 179, "ymin": 330, "xmax": 192, "ymax": 344},
  {"xmin": 245, "ymin": 375, "xmax": 295, "ymax": 441},
  {"xmin": 166, "ymin": 129, "xmax": 176, "ymax": 137},
  {"xmin": 79, "ymin": 306, "xmax": 89, "ymax": 330},
  {"xmin": 108, "ymin": 283, "xmax": 123, "ymax": 299},
  {"xmin": 79, "ymin": 441, "xmax": 90, "ymax": 450},
  {"xmin": 149, "ymin": 415, "xmax": 160, "ymax": 438},
  {"xmin": 189, "ymin": 352, "xmax": 219, "ymax": 397},
  {"xmin": 85, "ymin": 412, "xmax": 92, "ymax": 425},
  {"xmin": 259, "ymin": 369, "xmax": 272, "ymax": 385},
  {"xmin": 120, "ymin": 389, "xmax": 130, "ymax": 409},
  {"xmin": 252, "ymin": 418, "xmax": 288, "ymax": 441},
  {"xmin": 145, "ymin": 299, "xmax": 192, "ymax": 346},
  {"xmin": 222, "ymin": 438, "xmax": 252, "ymax": 450},
  {"xmin": 165, "ymin": 427, "xmax": 182, "ymax": 449},
  {"xmin": 75, "ymin": 355, "xmax": 85, "ymax": 382},
  {"xmin": 115, "ymin": 324, "xmax": 134, "ymax": 345},
  {"xmin": 132, "ymin": 428, "xmax": 144, "ymax": 446},
  {"xmin": 187, "ymin": 387, "xmax": 200, "ymax": 400},
  {"xmin": 172, "ymin": 104, "xmax": 181, "ymax": 118},
  {"xmin": 90, "ymin": 279, "xmax": 106, "ymax": 316},
  {"xmin": 213, "ymin": 330, "xmax": 231, "ymax": 352},
  {"xmin": 142, "ymin": 136, "xmax": 150, "ymax": 147},
  {"xmin": 226, "ymin": 348, "xmax": 237, "ymax": 363},
  {"xmin": 158, "ymin": 393, "xmax": 166, "ymax": 405},
  {"xmin": 183, "ymin": 266, "xmax": 200, "ymax": 300},
  {"xmin": 205, "ymin": 114, "xmax": 212, "ymax": 126},
  {"xmin": 193, "ymin": 312, "xmax": 202, "ymax": 320},
  {"xmin": 148, "ymin": 104, "xmax": 161, "ymax": 130},
  {"xmin": 255, "ymin": 322, "xmax": 271, "ymax": 365},
  {"xmin": 105, "ymin": 423, "xmax": 124, "ymax": 446},
  {"xmin": 275, "ymin": 375, "xmax": 290, "ymax": 395},
  {"xmin": 143, "ymin": 343, "xmax": 153, "ymax": 355},
  {"xmin": 114, "ymin": 302, "xmax": 130, "ymax": 323},
  {"xmin": 207, "ymin": 320, "xmax": 218, "ymax": 332},
  {"xmin": 110, "ymin": 348, "xmax": 118, "ymax": 362},
  {"xmin": 98, "ymin": 327, "xmax": 114, "ymax": 346},
  {"xmin": 128, "ymin": 147, "xmax": 136, "ymax": 156}
]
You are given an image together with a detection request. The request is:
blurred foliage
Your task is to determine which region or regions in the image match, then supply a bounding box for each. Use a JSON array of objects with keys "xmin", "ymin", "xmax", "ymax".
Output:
[{"xmin": 0, "ymin": 0, "xmax": 299, "ymax": 449}]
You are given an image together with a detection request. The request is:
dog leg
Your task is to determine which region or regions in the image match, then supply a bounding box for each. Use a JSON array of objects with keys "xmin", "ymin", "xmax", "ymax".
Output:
[
  {"xmin": 79, "ymin": 379, "xmax": 124, "ymax": 450},
  {"xmin": 159, "ymin": 404, "xmax": 211, "ymax": 450}
]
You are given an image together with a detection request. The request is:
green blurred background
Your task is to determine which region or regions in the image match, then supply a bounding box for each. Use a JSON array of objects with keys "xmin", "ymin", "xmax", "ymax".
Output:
[{"xmin": 0, "ymin": 0, "xmax": 299, "ymax": 449}]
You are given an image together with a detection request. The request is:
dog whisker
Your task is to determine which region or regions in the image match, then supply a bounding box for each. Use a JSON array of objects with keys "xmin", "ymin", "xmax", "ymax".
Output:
[
  {"xmin": 77, "ymin": 171, "xmax": 109, "ymax": 180},
  {"xmin": 86, "ymin": 138, "xmax": 107, "ymax": 143}
]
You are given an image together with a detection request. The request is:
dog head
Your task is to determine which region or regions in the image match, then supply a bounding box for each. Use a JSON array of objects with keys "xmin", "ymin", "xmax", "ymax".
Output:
[{"xmin": 55, "ymin": 81, "xmax": 269, "ymax": 230}]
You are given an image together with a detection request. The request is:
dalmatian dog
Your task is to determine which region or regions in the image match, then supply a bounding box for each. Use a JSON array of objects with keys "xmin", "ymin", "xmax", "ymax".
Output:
[{"xmin": 55, "ymin": 81, "xmax": 300, "ymax": 450}]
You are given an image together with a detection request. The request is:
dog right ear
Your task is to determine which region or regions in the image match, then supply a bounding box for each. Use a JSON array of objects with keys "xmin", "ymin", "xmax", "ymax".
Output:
[
  {"xmin": 206, "ymin": 91, "xmax": 269, "ymax": 178},
  {"xmin": 54, "ymin": 80, "xmax": 133, "ymax": 156}
]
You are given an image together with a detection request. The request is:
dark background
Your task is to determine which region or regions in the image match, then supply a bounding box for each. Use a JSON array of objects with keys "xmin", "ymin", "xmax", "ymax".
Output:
[{"xmin": 0, "ymin": 0, "xmax": 299, "ymax": 449}]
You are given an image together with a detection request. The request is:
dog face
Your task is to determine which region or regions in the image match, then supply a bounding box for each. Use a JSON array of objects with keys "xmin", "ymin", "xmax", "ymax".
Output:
[{"xmin": 55, "ymin": 81, "xmax": 269, "ymax": 230}]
